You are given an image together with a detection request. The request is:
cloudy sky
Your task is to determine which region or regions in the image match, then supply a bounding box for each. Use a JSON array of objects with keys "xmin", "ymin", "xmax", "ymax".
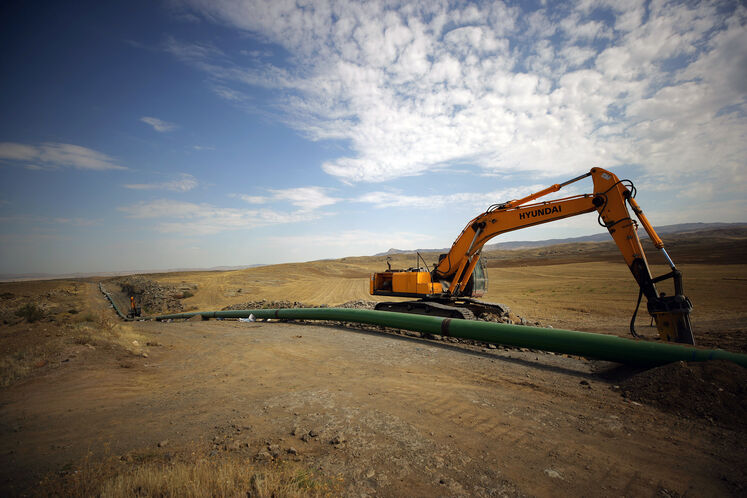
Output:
[{"xmin": 0, "ymin": 0, "xmax": 744, "ymax": 275}]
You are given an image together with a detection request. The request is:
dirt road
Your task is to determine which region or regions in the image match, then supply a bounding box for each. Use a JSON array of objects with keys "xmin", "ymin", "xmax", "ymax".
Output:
[{"xmin": 1, "ymin": 288, "xmax": 745, "ymax": 496}]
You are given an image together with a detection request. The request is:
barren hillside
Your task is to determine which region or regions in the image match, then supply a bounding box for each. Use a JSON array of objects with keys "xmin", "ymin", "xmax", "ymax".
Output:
[{"xmin": 1, "ymin": 230, "xmax": 745, "ymax": 496}]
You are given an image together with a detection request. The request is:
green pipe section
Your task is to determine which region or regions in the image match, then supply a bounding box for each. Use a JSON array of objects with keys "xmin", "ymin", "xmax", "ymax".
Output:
[
  {"xmin": 154, "ymin": 308, "xmax": 747, "ymax": 367},
  {"xmin": 99, "ymin": 282, "xmax": 131, "ymax": 321}
]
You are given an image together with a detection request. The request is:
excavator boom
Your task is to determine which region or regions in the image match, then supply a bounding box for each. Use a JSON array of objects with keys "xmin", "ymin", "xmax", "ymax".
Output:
[{"xmin": 370, "ymin": 167, "xmax": 695, "ymax": 344}]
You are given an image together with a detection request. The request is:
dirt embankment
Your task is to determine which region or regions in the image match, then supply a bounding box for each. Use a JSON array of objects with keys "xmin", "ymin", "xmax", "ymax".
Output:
[
  {"xmin": 620, "ymin": 360, "xmax": 747, "ymax": 429},
  {"xmin": 482, "ymin": 227, "xmax": 747, "ymax": 268},
  {"xmin": 111, "ymin": 276, "xmax": 193, "ymax": 315}
]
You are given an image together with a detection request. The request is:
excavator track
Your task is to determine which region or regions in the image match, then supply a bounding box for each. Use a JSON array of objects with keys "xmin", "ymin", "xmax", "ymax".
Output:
[
  {"xmin": 374, "ymin": 300, "xmax": 476, "ymax": 320},
  {"xmin": 454, "ymin": 298, "xmax": 510, "ymax": 318}
]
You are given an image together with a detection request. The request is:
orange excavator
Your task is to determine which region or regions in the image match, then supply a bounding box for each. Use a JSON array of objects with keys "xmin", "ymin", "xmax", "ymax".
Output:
[{"xmin": 370, "ymin": 167, "xmax": 695, "ymax": 344}]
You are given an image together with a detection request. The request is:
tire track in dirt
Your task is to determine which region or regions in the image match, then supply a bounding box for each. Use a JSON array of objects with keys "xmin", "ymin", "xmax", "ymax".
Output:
[{"xmin": 3, "ymin": 281, "xmax": 745, "ymax": 496}]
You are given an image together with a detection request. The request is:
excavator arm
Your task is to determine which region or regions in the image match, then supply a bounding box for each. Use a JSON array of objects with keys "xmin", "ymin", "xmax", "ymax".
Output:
[
  {"xmin": 432, "ymin": 167, "xmax": 694, "ymax": 344},
  {"xmin": 371, "ymin": 167, "xmax": 695, "ymax": 344}
]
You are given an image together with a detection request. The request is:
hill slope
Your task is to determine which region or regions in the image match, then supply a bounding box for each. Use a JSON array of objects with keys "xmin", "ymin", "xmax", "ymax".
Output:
[{"xmin": 377, "ymin": 222, "xmax": 746, "ymax": 255}]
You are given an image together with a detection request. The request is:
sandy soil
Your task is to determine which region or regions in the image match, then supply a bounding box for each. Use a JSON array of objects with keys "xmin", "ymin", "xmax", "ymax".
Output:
[
  {"xmin": 2, "ymin": 306, "xmax": 745, "ymax": 496},
  {"xmin": 486, "ymin": 262, "xmax": 747, "ymax": 350},
  {"xmin": 1, "ymin": 231, "xmax": 746, "ymax": 496}
]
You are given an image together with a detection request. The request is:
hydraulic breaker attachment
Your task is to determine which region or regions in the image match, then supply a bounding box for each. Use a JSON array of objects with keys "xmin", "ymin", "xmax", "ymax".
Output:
[
  {"xmin": 647, "ymin": 268, "xmax": 694, "ymax": 344},
  {"xmin": 649, "ymin": 296, "xmax": 694, "ymax": 344}
]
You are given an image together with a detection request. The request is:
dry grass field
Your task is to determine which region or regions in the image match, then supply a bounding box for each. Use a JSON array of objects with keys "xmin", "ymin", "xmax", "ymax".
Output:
[{"xmin": 0, "ymin": 228, "xmax": 745, "ymax": 496}]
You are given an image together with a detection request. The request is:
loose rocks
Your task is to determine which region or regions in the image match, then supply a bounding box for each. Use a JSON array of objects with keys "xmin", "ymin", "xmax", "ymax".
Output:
[
  {"xmin": 115, "ymin": 276, "xmax": 184, "ymax": 314},
  {"xmin": 222, "ymin": 300, "xmax": 316, "ymax": 311}
]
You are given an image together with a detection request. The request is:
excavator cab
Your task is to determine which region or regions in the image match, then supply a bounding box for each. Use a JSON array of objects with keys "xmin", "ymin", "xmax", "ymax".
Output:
[
  {"xmin": 459, "ymin": 256, "xmax": 487, "ymax": 298},
  {"xmin": 431, "ymin": 253, "xmax": 487, "ymax": 298}
]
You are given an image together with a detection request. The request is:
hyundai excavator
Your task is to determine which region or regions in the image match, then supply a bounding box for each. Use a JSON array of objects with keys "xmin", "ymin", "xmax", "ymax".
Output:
[{"xmin": 370, "ymin": 167, "xmax": 695, "ymax": 345}]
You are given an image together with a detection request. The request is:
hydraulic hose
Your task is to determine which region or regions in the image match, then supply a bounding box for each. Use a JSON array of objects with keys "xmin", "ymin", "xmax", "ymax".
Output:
[{"xmin": 154, "ymin": 308, "xmax": 747, "ymax": 368}]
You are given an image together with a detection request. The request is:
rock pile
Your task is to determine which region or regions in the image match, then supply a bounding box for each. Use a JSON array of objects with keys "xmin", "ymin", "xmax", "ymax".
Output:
[
  {"xmin": 222, "ymin": 300, "xmax": 321, "ymax": 311},
  {"xmin": 336, "ymin": 300, "xmax": 377, "ymax": 309},
  {"xmin": 115, "ymin": 276, "xmax": 184, "ymax": 314}
]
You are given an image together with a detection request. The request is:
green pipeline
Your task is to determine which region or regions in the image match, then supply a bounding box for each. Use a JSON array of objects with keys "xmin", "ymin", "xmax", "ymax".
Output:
[
  {"xmin": 99, "ymin": 283, "xmax": 130, "ymax": 320},
  {"xmin": 153, "ymin": 308, "xmax": 747, "ymax": 367}
]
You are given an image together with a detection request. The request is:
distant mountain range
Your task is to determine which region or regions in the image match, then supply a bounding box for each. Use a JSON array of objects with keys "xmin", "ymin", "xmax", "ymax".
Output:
[
  {"xmin": 3, "ymin": 222, "xmax": 744, "ymax": 282},
  {"xmin": 0, "ymin": 264, "xmax": 266, "ymax": 283},
  {"xmin": 375, "ymin": 222, "xmax": 747, "ymax": 256}
]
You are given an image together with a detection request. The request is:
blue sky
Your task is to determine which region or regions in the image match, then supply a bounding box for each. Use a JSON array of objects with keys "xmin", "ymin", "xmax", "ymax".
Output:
[{"xmin": 0, "ymin": 0, "xmax": 745, "ymax": 275}]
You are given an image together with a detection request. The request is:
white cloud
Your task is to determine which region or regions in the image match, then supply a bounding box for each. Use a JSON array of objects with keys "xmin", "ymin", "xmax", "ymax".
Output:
[
  {"xmin": 559, "ymin": 45, "xmax": 596, "ymax": 68},
  {"xmin": 267, "ymin": 186, "xmax": 339, "ymax": 211},
  {"xmin": 163, "ymin": 36, "xmax": 226, "ymax": 62},
  {"xmin": 53, "ymin": 217, "xmax": 100, "ymax": 226},
  {"xmin": 0, "ymin": 142, "xmax": 37, "ymax": 161},
  {"xmin": 266, "ymin": 229, "xmax": 437, "ymax": 255},
  {"xmin": 236, "ymin": 186, "xmax": 340, "ymax": 211},
  {"xmin": 121, "ymin": 185, "xmax": 340, "ymax": 235},
  {"xmin": 211, "ymin": 85, "xmax": 248, "ymax": 102},
  {"xmin": 140, "ymin": 116, "xmax": 178, "ymax": 132},
  {"xmin": 237, "ymin": 195, "xmax": 268, "ymax": 204},
  {"xmin": 356, "ymin": 184, "xmax": 545, "ymax": 210},
  {"xmin": 0, "ymin": 142, "xmax": 126, "ymax": 170},
  {"xmin": 119, "ymin": 199, "xmax": 202, "ymax": 219},
  {"xmin": 118, "ymin": 197, "xmax": 328, "ymax": 235},
  {"xmin": 560, "ymin": 14, "xmax": 612, "ymax": 42},
  {"xmin": 124, "ymin": 173, "xmax": 198, "ymax": 192},
  {"xmin": 0, "ymin": 214, "xmax": 99, "ymax": 226},
  {"xmin": 25, "ymin": 164, "xmax": 58, "ymax": 171},
  {"xmin": 169, "ymin": 0, "xmax": 745, "ymax": 194}
]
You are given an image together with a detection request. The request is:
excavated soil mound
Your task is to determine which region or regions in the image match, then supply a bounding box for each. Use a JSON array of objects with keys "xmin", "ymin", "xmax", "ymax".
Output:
[
  {"xmin": 114, "ymin": 276, "xmax": 184, "ymax": 315},
  {"xmin": 620, "ymin": 360, "xmax": 747, "ymax": 430},
  {"xmin": 336, "ymin": 300, "xmax": 377, "ymax": 309},
  {"xmin": 223, "ymin": 300, "xmax": 382, "ymax": 311},
  {"xmin": 221, "ymin": 300, "xmax": 317, "ymax": 310}
]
